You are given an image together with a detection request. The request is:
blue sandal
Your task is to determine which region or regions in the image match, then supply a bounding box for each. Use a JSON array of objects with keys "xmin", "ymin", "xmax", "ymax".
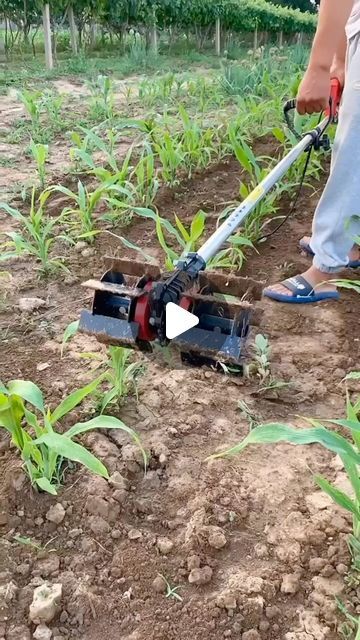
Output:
[
  {"xmin": 299, "ymin": 239, "xmax": 360, "ymax": 269},
  {"xmin": 263, "ymin": 275, "xmax": 340, "ymax": 304}
]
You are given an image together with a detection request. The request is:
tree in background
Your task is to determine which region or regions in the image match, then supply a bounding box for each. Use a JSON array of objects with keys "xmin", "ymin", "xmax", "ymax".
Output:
[{"xmin": 269, "ymin": 0, "xmax": 317, "ymax": 12}]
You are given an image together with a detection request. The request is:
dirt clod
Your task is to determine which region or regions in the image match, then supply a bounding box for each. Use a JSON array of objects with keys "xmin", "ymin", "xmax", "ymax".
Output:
[
  {"xmin": 281, "ymin": 574, "xmax": 300, "ymax": 595},
  {"xmin": 29, "ymin": 583, "xmax": 62, "ymax": 624},
  {"xmin": 188, "ymin": 566, "xmax": 213, "ymax": 585},
  {"xmin": 156, "ymin": 537, "xmax": 174, "ymax": 555},
  {"xmin": 241, "ymin": 630, "xmax": 261, "ymax": 640},
  {"xmin": 152, "ymin": 576, "xmax": 167, "ymax": 594},
  {"xmin": 33, "ymin": 624, "xmax": 52, "ymax": 640},
  {"xmin": 18, "ymin": 297, "xmax": 47, "ymax": 312},
  {"xmin": 46, "ymin": 504, "xmax": 65, "ymax": 525}
]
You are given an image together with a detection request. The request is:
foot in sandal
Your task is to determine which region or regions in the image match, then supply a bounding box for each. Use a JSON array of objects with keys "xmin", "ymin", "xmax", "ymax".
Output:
[{"xmin": 263, "ymin": 265, "xmax": 339, "ymax": 304}]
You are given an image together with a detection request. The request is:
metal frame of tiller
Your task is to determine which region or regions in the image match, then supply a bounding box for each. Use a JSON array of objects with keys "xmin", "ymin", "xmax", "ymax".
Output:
[{"xmin": 79, "ymin": 81, "xmax": 342, "ymax": 370}]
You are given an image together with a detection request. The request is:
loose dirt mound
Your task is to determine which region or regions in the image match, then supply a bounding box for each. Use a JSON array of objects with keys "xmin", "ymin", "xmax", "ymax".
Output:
[{"xmin": 0, "ymin": 157, "xmax": 359, "ymax": 640}]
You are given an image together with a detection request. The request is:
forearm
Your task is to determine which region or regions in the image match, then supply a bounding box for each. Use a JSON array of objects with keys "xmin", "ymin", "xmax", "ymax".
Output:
[
  {"xmin": 334, "ymin": 30, "xmax": 347, "ymax": 63},
  {"xmin": 309, "ymin": 0, "xmax": 353, "ymax": 71}
]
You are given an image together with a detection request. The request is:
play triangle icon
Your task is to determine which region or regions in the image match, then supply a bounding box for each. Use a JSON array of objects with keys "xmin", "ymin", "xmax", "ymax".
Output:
[{"xmin": 165, "ymin": 302, "xmax": 199, "ymax": 340}]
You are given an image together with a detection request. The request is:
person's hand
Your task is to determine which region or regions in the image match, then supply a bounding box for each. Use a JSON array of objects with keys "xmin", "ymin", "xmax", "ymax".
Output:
[
  {"xmin": 296, "ymin": 65, "xmax": 331, "ymax": 115},
  {"xmin": 330, "ymin": 56, "xmax": 345, "ymax": 88}
]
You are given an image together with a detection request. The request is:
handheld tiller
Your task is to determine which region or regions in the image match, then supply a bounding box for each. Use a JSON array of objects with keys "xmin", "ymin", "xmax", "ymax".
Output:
[{"xmin": 79, "ymin": 81, "xmax": 342, "ymax": 368}]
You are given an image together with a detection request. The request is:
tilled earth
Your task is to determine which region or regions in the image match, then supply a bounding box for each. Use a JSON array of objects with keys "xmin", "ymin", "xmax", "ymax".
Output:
[{"xmin": 1, "ymin": 114, "xmax": 360, "ymax": 640}]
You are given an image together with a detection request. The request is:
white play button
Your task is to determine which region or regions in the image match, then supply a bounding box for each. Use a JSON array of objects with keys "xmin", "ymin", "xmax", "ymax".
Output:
[{"xmin": 165, "ymin": 302, "xmax": 199, "ymax": 340}]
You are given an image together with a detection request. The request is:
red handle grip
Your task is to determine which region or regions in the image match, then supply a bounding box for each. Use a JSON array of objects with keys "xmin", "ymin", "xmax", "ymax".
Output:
[{"xmin": 325, "ymin": 78, "xmax": 343, "ymax": 120}]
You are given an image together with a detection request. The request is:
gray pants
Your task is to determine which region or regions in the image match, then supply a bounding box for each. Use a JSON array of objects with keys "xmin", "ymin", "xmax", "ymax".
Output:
[{"xmin": 310, "ymin": 33, "xmax": 360, "ymax": 272}]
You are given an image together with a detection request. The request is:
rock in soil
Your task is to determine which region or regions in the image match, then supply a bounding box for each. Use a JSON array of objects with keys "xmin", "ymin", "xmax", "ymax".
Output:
[
  {"xmin": 29, "ymin": 583, "xmax": 62, "ymax": 624},
  {"xmin": 33, "ymin": 624, "xmax": 52, "ymax": 640},
  {"xmin": 46, "ymin": 504, "xmax": 65, "ymax": 525}
]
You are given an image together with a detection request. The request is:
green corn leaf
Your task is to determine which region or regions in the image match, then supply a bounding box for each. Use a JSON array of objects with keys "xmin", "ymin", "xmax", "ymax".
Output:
[
  {"xmin": 190, "ymin": 211, "xmax": 206, "ymax": 243},
  {"xmin": 7, "ymin": 380, "xmax": 45, "ymax": 413},
  {"xmin": 35, "ymin": 477, "xmax": 58, "ymax": 495},
  {"xmin": 315, "ymin": 475, "xmax": 360, "ymax": 518},
  {"xmin": 73, "ymin": 149, "xmax": 96, "ymax": 170},
  {"xmin": 228, "ymin": 236, "xmax": 254, "ymax": 247},
  {"xmin": 174, "ymin": 215, "xmax": 190, "ymax": 243},
  {"xmin": 34, "ymin": 432, "xmax": 109, "ymax": 479},
  {"xmin": 50, "ymin": 374, "xmax": 105, "ymax": 424},
  {"xmin": 327, "ymin": 419, "xmax": 360, "ymax": 432},
  {"xmin": 61, "ymin": 320, "xmax": 80, "ymax": 357},
  {"xmin": 66, "ymin": 415, "xmax": 147, "ymax": 469},
  {"xmin": 109, "ymin": 233, "xmax": 157, "ymax": 264},
  {"xmin": 208, "ymin": 423, "xmax": 360, "ymax": 464},
  {"xmin": 155, "ymin": 216, "xmax": 178, "ymax": 265}
]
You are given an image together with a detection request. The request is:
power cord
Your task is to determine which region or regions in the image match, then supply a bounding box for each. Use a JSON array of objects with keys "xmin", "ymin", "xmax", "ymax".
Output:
[{"xmin": 258, "ymin": 111, "xmax": 324, "ymax": 244}]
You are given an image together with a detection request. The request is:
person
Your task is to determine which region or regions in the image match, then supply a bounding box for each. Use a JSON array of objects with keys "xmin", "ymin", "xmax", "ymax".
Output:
[{"xmin": 264, "ymin": 0, "xmax": 360, "ymax": 304}]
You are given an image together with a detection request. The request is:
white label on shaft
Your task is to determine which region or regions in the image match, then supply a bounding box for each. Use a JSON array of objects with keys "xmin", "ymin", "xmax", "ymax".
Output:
[{"xmin": 165, "ymin": 302, "xmax": 199, "ymax": 340}]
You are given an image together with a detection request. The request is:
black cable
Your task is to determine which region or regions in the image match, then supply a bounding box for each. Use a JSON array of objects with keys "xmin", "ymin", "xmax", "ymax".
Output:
[
  {"xmin": 258, "ymin": 145, "xmax": 313, "ymax": 243},
  {"xmin": 258, "ymin": 111, "xmax": 323, "ymax": 244}
]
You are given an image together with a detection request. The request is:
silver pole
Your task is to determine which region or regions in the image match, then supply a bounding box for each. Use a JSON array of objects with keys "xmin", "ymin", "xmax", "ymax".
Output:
[{"xmin": 197, "ymin": 119, "xmax": 328, "ymax": 265}]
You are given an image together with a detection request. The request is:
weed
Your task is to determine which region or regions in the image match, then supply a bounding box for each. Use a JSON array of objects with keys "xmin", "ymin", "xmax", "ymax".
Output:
[
  {"xmin": 158, "ymin": 574, "xmax": 183, "ymax": 602},
  {"xmin": 0, "ymin": 378, "xmax": 146, "ymax": 495}
]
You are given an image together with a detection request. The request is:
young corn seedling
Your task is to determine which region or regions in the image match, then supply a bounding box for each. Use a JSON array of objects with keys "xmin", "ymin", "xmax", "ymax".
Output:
[
  {"xmin": 178, "ymin": 105, "xmax": 214, "ymax": 177},
  {"xmin": 18, "ymin": 89, "xmax": 42, "ymax": 132},
  {"xmin": 88, "ymin": 75, "xmax": 115, "ymax": 122},
  {"xmin": 0, "ymin": 189, "xmax": 69, "ymax": 275},
  {"xmin": 40, "ymin": 90, "xmax": 64, "ymax": 131},
  {"xmin": 130, "ymin": 144, "xmax": 159, "ymax": 207},
  {"xmin": 61, "ymin": 321, "xmax": 145, "ymax": 412},
  {"xmin": 29, "ymin": 139, "xmax": 48, "ymax": 189},
  {"xmin": 0, "ymin": 378, "xmax": 146, "ymax": 495},
  {"xmin": 151, "ymin": 131, "xmax": 185, "ymax": 186}
]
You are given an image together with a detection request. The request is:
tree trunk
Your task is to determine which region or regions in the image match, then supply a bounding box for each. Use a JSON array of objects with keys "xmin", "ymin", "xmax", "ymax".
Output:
[
  {"xmin": 215, "ymin": 18, "xmax": 221, "ymax": 56},
  {"xmin": 278, "ymin": 30, "xmax": 283, "ymax": 47},
  {"xmin": 253, "ymin": 25, "xmax": 258, "ymax": 51},
  {"xmin": 68, "ymin": 5, "xmax": 78, "ymax": 55},
  {"xmin": 42, "ymin": 4, "xmax": 53, "ymax": 70},
  {"xmin": 151, "ymin": 7, "xmax": 158, "ymax": 54}
]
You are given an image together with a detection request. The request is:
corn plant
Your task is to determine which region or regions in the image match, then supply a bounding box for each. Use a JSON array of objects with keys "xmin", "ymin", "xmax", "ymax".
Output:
[
  {"xmin": 46, "ymin": 181, "xmax": 134, "ymax": 242},
  {"xmin": 209, "ymin": 374, "xmax": 360, "ymax": 600},
  {"xmin": 178, "ymin": 105, "xmax": 214, "ymax": 176},
  {"xmin": 130, "ymin": 144, "xmax": 159, "ymax": 207},
  {"xmin": 29, "ymin": 139, "xmax": 48, "ymax": 189},
  {"xmin": 0, "ymin": 378, "xmax": 146, "ymax": 495},
  {"xmin": 84, "ymin": 347, "xmax": 145, "ymax": 413},
  {"xmin": 61, "ymin": 321, "xmax": 145, "ymax": 412},
  {"xmin": 88, "ymin": 75, "xmax": 115, "ymax": 122},
  {"xmin": 40, "ymin": 90, "xmax": 64, "ymax": 130},
  {"xmin": 0, "ymin": 189, "xmax": 69, "ymax": 275},
  {"xmin": 151, "ymin": 131, "xmax": 185, "ymax": 186},
  {"xmin": 18, "ymin": 89, "xmax": 42, "ymax": 130}
]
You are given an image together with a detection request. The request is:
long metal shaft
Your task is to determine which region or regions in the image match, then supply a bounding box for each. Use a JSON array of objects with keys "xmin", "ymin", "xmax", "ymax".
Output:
[{"xmin": 197, "ymin": 119, "xmax": 328, "ymax": 265}]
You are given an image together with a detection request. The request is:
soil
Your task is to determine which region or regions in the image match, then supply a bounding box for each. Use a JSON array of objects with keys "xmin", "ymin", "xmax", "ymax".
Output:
[{"xmin": 1, "ymin": 86, "xmax": 360, "ymax": 640}]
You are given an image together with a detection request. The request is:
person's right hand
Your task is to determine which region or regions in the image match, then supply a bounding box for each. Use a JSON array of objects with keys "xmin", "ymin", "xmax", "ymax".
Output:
[{"xmin": 296, "ymin": 65, "xmax": 331, "ymax": 115}]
